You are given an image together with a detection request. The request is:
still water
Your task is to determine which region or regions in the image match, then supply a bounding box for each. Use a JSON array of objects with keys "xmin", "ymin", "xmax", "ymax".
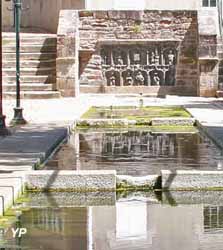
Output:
[
  {"xmin": 1, "ymin": 191, "xmax": 223, "ymax": 250},
  {"xmin": 46, "ymin": 129, "xmax": 223, "ymax": 175}
]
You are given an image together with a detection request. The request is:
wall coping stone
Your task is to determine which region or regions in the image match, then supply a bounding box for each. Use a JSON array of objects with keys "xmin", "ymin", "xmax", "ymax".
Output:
[{"xmin": 162, "ymin": 170, "xmax": 223, "ymax": 190}]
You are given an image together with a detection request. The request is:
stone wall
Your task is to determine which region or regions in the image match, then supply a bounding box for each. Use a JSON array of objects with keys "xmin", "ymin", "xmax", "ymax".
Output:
[
  {"xmin": 57, "ymin": 9, "xmax": 223, "ymax": 97},
  {"xmin": 3, "ymin": 0, "xmax": 85, "ymax": 33},
  {"xmin": 78, "ymin": 10, "xmax": 199, "ymax": 96}
]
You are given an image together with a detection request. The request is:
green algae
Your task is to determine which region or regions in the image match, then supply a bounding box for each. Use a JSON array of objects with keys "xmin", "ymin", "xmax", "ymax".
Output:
[{"xmin": 81, "ymin": 106, "xmax": 191, "ymax": 121}]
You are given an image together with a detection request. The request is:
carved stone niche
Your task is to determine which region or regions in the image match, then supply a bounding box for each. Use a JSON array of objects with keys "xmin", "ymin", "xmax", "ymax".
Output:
[
  {"xmin": 101, "ymin": 43, "xmax": 178, "ymax": 87},
  {"xmin": 105, "ymin": 69, "xmax": 121, "ymax": 86}
]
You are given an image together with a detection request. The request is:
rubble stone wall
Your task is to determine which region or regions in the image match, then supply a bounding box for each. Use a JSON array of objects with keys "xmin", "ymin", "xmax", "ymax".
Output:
[
  {"xmin": 78, "ymin": 10, "xmax": 199, "ymax": 96},
  {"xmin": 57, "ymin": 10, "xmax": 222, "ymax": 97}
]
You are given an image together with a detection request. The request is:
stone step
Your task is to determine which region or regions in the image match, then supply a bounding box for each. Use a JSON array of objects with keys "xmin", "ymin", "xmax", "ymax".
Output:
[
  {"xmin": 4, "ymin": 91, "xmax": 61, "ymax": 99},
  {"xmin": 3, "ymin": 37, "xmax": 56, "ymax": 46},
  {"xmin": 3, "ymin": 75, "xmax": 56, "ymax": 83},
  {"xmin": 3, "ymin": 44, "xmax": 56, "ymax": 53},
  {"xmin": 3, "ymin": 83, "xmax": 54, "ymax": 92},
  {"xmin": 3, "ymin": 59, "xmax": 56, "ymax": 68},
  {"xmin": 3, "ymin": 67, "xmax": 56, "ymax": 76},
  {"xmin": 3, "ymin": 52, "xmax": 56, "ymax": 60},
  {"xmin": 3, "ymin": 32, "xmax": 56, "ymax": 38}
]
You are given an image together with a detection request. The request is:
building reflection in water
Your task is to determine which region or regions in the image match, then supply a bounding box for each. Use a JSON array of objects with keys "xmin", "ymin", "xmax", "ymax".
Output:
[
  {"xmin": 10, "ymin": 202, "xmax": 223, "ymax": 250},
  {"xmin": 46, "ymin": 130, "xmax": 223, "ymax": 175}
]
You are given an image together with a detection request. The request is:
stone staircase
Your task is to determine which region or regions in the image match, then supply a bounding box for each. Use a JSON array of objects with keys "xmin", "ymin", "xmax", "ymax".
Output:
[{"xmin": 2, "ymin": 33, "xmax": 61, "ymax": 99}]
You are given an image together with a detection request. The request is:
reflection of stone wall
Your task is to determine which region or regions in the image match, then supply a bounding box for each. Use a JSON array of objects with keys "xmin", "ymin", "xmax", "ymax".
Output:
[
  {"xmin": 78, "ymin": 10, "xmax": 199, "ymax": 96},
  {"xmin": 100, "ymin": 132, "xmax": 176, "ymax": 156},
  {"xmin": 21, "ymin": 208, "xmax": 88, "ymax": 250}
]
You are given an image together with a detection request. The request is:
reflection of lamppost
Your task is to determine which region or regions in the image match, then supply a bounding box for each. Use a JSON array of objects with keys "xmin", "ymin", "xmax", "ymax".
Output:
[
  {"xmin": 7, "ymin": 0, "xmax": 27, "ymax": 125},
  {"xmin": 0, "ymin": 0, "xmax": 9, "ymax": 135}
]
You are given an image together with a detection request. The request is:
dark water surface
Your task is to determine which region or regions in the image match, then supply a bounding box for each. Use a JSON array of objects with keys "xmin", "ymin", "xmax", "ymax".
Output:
[
  {"xmin": 46, "ymin": 129, "xmax": 223, "ymax": 176},
  {"xmin": 2, "ymin": 192, "xmax": 223, "ymax": 250}
]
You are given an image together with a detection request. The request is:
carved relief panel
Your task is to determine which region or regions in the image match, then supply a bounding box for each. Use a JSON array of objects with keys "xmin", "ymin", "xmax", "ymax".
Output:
[{"xmin": 101, "ymin": 43, "xmax": 178, "ymax": 87}]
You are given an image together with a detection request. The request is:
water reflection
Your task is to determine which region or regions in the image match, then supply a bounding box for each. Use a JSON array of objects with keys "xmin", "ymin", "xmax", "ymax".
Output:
[
  {"xmin": 3, "ymin": 199, "xmax": 223, "ymax": 250},
  {"xmin": 46, "ymin": 130, "xmax": 223, "ymax": 175}
]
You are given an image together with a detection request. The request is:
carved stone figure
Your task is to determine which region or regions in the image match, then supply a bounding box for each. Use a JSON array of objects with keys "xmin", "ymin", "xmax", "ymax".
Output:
[
  {"xmin": 151, "ymin": 51, "xmax": 155, "ymax": 64},
  {"xmin": 153, "ymin": 73, "xmax": 160, "ymax": 85},
  {"xmin": 101, "ymin": 44, "xmax": 177, "ymax": 87},
  {"xmin": 102, "ymin": 55, "xmax": 107, "ymax": 65},
  {"xmin": 105, "ymin": 69, "xmax": 120, "ymax": 86},
  {"xmin": 135, "ymin": 71, "xmax": 145, "ymax": 85},
  {"xmin": 134, "ymin": 52, "xmax": 141, "ymax": 64},
  {"xmin": 122, "ymin": 69, "xmax": 134, "ymax": 86},
  {"xmin": 117, "ymin": 55, "xmax": 124, "ymax": 65},
  {"xmin": 168, "ymin": 50, "xmax": 175, "ymax": 65},
  {"xmin": 126, "ymin": 73, "xmax": 133, "ymax": 85},
  {"xmin": 109, "ymin": 73, "xmax": 116, "ymax": 86},
  {"xmin": 155, "ymin": 50, "xmax": 160, "ymax": 65}
]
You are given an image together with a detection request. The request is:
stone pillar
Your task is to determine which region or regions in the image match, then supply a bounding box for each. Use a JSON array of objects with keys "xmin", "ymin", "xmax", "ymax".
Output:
[
  {"xmin": 198, "ymin": 35, "xmax": 218, "ymax": 97},
  {"xmin": 57, "ymin": 10, "xmax": 79, "ymax": 97},
  {"xmin": 2, "ymin": 1, "xmax": 14, "ymax": 29}
]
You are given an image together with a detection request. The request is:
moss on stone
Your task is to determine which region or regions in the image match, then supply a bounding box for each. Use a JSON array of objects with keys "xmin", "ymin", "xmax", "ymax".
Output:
[
  {"xmin": 116, "ymin": 181, "xmax": 153, "ymax": 191},
  {"xmin": 81, "ymin": 106, "xmax": 191, "ymax": 121}
]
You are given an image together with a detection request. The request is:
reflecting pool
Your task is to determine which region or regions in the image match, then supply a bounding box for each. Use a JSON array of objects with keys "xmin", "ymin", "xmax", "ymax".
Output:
[
  {"xmin": 45, "ymin": 129, "xmax": 223, "ymax": 175},
  {"xmin": 2, "ymin": 191, "xmax": 223, "ymax": 250}
]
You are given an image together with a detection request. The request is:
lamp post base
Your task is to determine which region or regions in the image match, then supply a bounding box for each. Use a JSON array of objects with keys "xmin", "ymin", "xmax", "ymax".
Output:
[
  {"xmin": 0, "ymin": 115, "xmax": 10, "ymax": 136},
  {"xmin": 10, "ymin": 107, "xmax": 27, "ymax": 126}
]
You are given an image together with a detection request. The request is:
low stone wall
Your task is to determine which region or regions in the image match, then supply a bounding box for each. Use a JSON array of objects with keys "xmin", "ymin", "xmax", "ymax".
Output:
[
  {"xmin": 77, "ymin": 117, "xmax": 195, "ymax": 127},
  {"xmin": 151, "ymin": 117, "xmax": 195, "ymax": 126},
  {"xmin": 77, "ymin": 118, "xmax": 136, "ymax": 127},
  {"xmin": 25, "ymin": 170, "xmax": 116, "ymax": 191},
  {"xmin": 162, "ymin": 170, "xmax": 223, "ymax": 190}
]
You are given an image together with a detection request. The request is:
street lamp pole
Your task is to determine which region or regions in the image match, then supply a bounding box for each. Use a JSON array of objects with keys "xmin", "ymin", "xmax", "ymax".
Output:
[
  {"xmin": 10, "ymin": 0, "xmax": 26, "ymax": 125},
  {"xmin": 0, "ymin": 0, "xmax": 9, "ymax": 135}
]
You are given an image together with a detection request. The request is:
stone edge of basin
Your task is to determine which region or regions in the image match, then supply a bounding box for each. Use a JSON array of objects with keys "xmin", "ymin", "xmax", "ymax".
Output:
[
  {"xmin": 0, "ymin": 172, "xmax": 25, "ymax": 216},
  {"xmin": 151, "ymin": 117, "xmax": 195, "ymax": 126},
  {"xmin": 25, "ymin": 170, "xmax": 117, "ymax": 192},
  {"xmin": 195, "ymin": 120, "xmax": 223, "ymax": 150},
  {"xmin": 3, "ymin": 169, "xmax": 223, "ymax": 217},
  {"xmin": 161, "ymin": 170, "xmax": 223, "ymax": 190},
  {"xmin": 76, "ymin": 118, "xmax": 195, "ymax": 127}
]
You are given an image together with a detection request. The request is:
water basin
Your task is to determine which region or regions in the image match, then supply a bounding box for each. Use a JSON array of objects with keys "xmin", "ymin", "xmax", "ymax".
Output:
[
  {"xmin": 2, "ymin": 191, "xmax": 223, "ymax": 250},
  {"xmin": 45, "ymin": 129, "xmax": 223, "ymax": 176}
]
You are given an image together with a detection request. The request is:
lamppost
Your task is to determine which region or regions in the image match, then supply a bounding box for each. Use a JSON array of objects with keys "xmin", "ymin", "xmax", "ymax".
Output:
[
  {"xmin": 0, "ymin": 0, "xmax": 9, "ymax": 135},
  {"xmin": 8, "ymin": 0, "xmax": 26, "ymax": 125}
]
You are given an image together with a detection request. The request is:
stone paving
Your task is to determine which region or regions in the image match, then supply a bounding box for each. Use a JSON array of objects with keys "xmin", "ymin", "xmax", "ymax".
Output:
[
  {"xmin": 185, "ymin": 99, "xmax": 223, "ymax": 151},
  {"xmin": 0, "ymin": 97, "xmax": 91, "ymax": 172}
]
